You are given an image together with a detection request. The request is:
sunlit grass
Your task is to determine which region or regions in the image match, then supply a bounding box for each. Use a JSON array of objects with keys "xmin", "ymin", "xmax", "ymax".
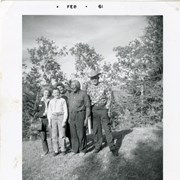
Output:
[{"xmin": 23, "ymin": 124, "xmax": 162, "ymax": 180}]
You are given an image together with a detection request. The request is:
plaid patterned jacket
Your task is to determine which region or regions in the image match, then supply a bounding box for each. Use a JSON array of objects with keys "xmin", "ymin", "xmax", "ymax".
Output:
[{"xmin": 84, "ymin": 81, "xmax": 111, "ymax": 109}]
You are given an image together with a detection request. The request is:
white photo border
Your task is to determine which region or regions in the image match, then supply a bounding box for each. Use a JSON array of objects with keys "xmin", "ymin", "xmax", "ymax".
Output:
[{"xmin": 1, "ymin": 1, "xmax": 180, "ymax": 180}]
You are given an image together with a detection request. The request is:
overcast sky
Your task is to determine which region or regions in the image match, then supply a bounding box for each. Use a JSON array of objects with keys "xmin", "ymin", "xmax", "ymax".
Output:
[{"xmin": 23, "ymin": 15, "xmax": 147, "ymax": 77}]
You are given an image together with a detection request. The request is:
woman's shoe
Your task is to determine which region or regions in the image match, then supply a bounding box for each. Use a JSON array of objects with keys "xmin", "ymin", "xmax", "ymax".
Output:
[
  {"xmin": 53, "ymin": 151, "xmax": 59, "ymax": 156},
  {"xmin": 41, "ymin": 152, "xmax": 48, "ymax": 157}
]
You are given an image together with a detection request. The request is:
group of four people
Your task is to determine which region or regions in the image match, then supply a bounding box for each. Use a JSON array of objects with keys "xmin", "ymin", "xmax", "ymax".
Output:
[{"xmin": 33, "ymin": 70, "xmax": 118, "ymax": 157}]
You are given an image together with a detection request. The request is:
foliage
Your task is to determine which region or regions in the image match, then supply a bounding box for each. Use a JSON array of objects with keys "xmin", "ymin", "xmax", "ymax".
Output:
[
  {"xmin": 113, "ymin": 16, "xmax": 163, "ymax": 80},
  {"xmin": 22, "ymin": 17, "xmax": 163, "ymax": 138},
  {"xmin": 27, "ymin": 36, "xmax": 68, "ymax": 84},
  {"xmin": 110, "ymin": 16, "xmax": 163, "ymax": 128},
  {"xmin": 22, "ymin": 88, "xmax": 36, "ymax": 140},
  {"xmin": 22, "ymin": 37, "xmax": 68, "ymax": 139},
  {"xmin": 70, "ymin": 43, "xmax": 103, "ymax": 79}
]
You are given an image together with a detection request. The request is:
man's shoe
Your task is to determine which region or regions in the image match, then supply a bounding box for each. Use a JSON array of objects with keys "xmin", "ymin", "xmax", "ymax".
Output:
[
  {"xmin": 53, "ymin": 151, "xmax": 59, "ymax": 156},
  {"xmin": 111, "ymin": 149, "xmax": 119, "ymax": 157},
  {"xmin": 70, "ymin": 152, "xmax": 77, "ymax": 156},
  {"xmin": 61, "ymin": 151, "xmax": 66, "ymax": 156},
  {"xmin": 41, "ymin": 152, "xmax": 48, "ymax": 157},
  {"xmin": 93, "ymin": 148, "xmax": 101, "ymax": 153}
]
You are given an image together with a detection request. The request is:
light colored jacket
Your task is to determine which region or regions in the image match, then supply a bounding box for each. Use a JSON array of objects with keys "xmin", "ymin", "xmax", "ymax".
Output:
[{"xmin": 47, "ymin": 97, "xmax": 68, "ymax": 124}]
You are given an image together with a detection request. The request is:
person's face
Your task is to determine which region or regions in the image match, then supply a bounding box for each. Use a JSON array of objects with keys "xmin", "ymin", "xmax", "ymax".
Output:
[
  {"xmin": 57, "ymin": 86, "xmax": 65, "ymax": 94},
  {"xmin": 91, "ymin": 76, "xmax": 99, "ymax": 86},
  {"xmin": 53, "ymin": 90, "xmax": 59, "ymax": 98},
  {"xmin": 71, "ymin": 82, "xmax": 78, "ymax": 93},
  {"xmin": 43, "ymin": 90, "xmax": 49, "ymax": 99}
]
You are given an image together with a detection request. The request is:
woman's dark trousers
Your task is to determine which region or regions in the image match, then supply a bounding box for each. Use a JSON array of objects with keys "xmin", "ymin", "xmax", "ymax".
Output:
[{"xmin": 39, "ymin": 118, "xmax": 49, "ymax": 154}]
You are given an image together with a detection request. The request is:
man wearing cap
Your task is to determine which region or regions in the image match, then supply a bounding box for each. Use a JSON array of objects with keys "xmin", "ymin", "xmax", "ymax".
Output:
[
  {"xmin": 85, "ymin": 70, "xmax": 118, "ymax": 156},
  {"xmin": 68, "ymin": 80, "xmax": 91, "ymax": 156}
]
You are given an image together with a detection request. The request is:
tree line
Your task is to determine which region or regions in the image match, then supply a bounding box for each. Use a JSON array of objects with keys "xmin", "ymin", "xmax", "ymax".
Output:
[{"xmin": 23, "ymin": 16, "xmax": 163, "ymax": 139}]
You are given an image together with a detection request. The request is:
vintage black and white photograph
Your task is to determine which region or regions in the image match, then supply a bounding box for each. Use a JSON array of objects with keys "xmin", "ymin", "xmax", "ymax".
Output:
[{"xmin": 22, "ymin": 15, "xmax": 163, "ymax": 180}]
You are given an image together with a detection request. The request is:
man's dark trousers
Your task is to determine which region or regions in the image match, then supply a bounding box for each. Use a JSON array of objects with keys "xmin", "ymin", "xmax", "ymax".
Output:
[
  {"xmin": 69, "ymin": 111, "xmax": 87, "ymax": 153},
  {"xmin": 39, "ymin": 118, "xmax": 49, "ymax": 154},
  {"xmin": 92, "ymin": 108, "xmax": 115, "ymax": 151}
]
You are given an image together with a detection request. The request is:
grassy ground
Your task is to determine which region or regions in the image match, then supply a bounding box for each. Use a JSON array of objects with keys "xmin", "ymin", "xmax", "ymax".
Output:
[{"xmin": 23, "ymin": 123, "xmax": 163, "ymax": 180}]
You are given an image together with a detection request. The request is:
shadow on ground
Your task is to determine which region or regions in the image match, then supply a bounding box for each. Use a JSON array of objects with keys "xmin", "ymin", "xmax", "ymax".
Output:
[
  {"xmin": 86, "ymin": 129, "xmax": 133, "ymax": 153},
  {"xmin": 70, "ymin": 128, "xmax": 163, "ymax": 180}
]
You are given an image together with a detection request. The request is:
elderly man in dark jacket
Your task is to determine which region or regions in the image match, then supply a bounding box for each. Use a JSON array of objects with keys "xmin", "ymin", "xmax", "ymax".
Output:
[{"xmin": 68, "ymin": 80, "xmax": 91, "ymax": 156}]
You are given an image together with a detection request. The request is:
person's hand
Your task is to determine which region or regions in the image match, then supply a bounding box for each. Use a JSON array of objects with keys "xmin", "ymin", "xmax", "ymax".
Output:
[
  {"xmin": 108, "ymin": 109, "xmax": 111, "ymax": 118},
  {"xmin": 62, "ymin": 121, "xmax": 66, "ymax": 128}
]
